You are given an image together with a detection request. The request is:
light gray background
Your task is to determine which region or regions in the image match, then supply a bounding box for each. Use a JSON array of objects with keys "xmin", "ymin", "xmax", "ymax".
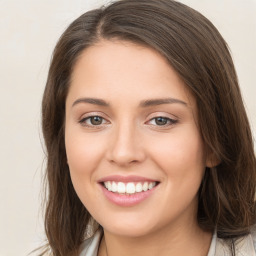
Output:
[{"xmin": 0, "ymin": 0, "xmax": 255, "ymax": 255}]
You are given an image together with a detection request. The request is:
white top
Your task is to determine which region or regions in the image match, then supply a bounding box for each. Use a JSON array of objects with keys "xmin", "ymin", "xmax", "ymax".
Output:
[{"xmin": 79, "ymin": 228, "xmax": 256, "ymax": 256}]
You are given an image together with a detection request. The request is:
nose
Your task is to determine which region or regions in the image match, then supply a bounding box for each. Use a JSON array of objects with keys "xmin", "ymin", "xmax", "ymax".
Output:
[{"xmin": 106, "ymin": 123, "xmax": 146, "ymax": 167}]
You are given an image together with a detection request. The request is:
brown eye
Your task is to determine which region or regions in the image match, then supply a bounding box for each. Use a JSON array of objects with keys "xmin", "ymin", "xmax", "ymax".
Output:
[
  {"xmin": 79, "ymin": 116, "xmax": 106, "ymax": 126},
  {"xmin": 90, "ymin": 116, "xmax": 103, "ymax": 125},
  {"xmin": 148, "ymin": 116, "xmax": 178, "ymax": 127},
  {"xmin": 155, "ymin": 117, "xmax": 168, "ymax": 126}
]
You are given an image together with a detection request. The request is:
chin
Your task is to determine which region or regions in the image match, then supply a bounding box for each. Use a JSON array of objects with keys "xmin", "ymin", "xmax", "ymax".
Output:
[
  {"xmin": 101, "ymin": 216, "xmax": 159, "ymax": 238},
  {"xmin": 106, "ymin": 226, "xmax": 153, "ymax": 238}
]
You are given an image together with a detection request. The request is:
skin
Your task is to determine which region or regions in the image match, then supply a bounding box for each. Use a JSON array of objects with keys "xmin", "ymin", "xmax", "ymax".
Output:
[{"xmin": 65, "ymin": 40, "xmax": 212, "ymax": 256}]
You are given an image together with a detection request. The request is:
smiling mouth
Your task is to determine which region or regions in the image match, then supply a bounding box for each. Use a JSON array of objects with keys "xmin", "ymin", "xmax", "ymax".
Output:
[{"xmin": 102, "ymin": 181, "xmax": 159, "ymax": 195}]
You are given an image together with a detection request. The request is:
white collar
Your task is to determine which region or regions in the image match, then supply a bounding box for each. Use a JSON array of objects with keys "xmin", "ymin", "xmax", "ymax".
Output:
[{"xmin": 79, "ymin": 228, "xmax": 256, "ymax": 256}]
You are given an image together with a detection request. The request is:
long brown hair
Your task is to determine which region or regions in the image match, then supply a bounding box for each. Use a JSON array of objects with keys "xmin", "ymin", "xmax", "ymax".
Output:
[{"xmin": 40, "ymin": 0, "xmax": 256, "ymax": 255}]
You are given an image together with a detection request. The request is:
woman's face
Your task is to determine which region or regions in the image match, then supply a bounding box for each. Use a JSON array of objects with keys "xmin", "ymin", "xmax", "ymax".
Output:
[{"xmin": 65, "ymin": 40, "xmax": 209, "ymax": 238}]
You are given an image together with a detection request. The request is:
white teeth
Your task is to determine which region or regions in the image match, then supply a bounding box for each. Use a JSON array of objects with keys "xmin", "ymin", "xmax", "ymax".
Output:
[
  {"xmin": 117, "ymin": 182, "xmax": 126, "ymax": 193},
  {"xmin": 149, "ymin": 182, "xmax": 156, "ymax": 189},
  {"xmin": 104, "ymin": 181, "xmax": 157, "ymax": 194},
  {"xmin": 142, "ymin": 182, "xmax": 149, "ymax": 191},
  {"xmin": 104, "ymin": 181, "xmax": 112, "ymax": 191},
  {"xmin": 111, "ymin": 182, "xmax": 117, "ymax": 192},
  {"xmin": 135, "ymin": 183, "xmax": 143, "ymax": 192},
  {"xmin": 126, "ymin": 183, "xmax": 136, "ymax": 194}
]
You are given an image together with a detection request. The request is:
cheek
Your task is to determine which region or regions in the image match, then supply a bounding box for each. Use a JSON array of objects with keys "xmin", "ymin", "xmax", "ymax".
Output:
[
  {"xmin": 148, "ymin": 127, "xmax": 206, "ymax": 183},
  {"xmin": 65, "ymin": 129, "xmax": 108, "ymax": 208},
  {"xmin": 65, "ymin": 130, "xmax": 105, "ymax": 174},
  {"xmin": 65, "ymin": 131, "xmax": 105, "ymax": 210},
  {"xmin": 147, "ymin": 130, "xmax": 206, "ymax": 219}
]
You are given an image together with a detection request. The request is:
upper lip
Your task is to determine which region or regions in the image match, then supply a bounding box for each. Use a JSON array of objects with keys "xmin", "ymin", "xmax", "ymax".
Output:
[{"xmin": 98, "ymin": 175, "xmax": 159, "ymax": 183}]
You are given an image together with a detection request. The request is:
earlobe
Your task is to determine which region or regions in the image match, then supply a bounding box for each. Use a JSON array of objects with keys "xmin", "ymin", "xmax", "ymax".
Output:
[{"xmin": 206, "ymin": 152, "xmax": 221, "ymax": 168}]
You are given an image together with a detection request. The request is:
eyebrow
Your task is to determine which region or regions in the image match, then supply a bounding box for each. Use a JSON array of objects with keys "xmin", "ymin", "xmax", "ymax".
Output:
[
  {"xmin": 72, "ymin": 97, "xmax": 187, "ymax": 108},
  {"xmin": 72, "ymin": 98, "xmax": 109, "ymax": 107},
  {"xmin": 139, "ymin": 98, "xmax": 187, "ymax": 107}
]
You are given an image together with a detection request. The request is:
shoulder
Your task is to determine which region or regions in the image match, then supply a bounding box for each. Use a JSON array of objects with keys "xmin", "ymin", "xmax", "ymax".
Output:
[
  {"xmin": 251, "ymin": 225, "xmax": 256, "ymax": 252},
  {"xmin": 79, "ymin": 230, "xmax": 103, "ymax": 256},
  {"xmin": 79, "ymin": 227, "xmax": 256, "ymax": 256},
  {"xmin": 215, "ymin": 226, "xmax": 256, "ymax": 256}
]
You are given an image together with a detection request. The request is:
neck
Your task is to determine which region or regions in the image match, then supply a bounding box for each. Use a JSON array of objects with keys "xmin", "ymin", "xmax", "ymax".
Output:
[{"xmin": 98, "ymin": 221, "xmax": 212, "ymax": 256}]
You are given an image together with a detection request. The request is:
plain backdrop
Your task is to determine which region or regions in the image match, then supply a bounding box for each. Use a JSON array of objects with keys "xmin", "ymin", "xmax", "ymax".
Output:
[{"xmin": 0, "ymin": 0, "xmax": 255, "ymax": 255}]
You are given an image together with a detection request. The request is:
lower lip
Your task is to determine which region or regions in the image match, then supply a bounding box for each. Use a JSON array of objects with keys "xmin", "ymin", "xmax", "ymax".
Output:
[{"xmin": 100, "ymin": 184, "xmax": 158, "ymax": 207}]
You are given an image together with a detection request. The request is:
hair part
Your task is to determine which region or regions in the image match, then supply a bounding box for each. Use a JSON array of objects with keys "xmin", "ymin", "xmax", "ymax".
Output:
[{"xmin": 40, "ymin": 0, "xmax": 256, "ymax": 255}]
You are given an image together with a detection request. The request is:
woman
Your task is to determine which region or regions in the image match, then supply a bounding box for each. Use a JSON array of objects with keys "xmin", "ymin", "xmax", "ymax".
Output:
[{"xmin": 40, "ymin": 0, "xmax": 256, "ymax": 255}]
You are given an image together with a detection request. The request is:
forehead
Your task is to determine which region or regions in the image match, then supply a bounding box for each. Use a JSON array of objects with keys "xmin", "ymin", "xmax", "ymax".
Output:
[{"xmin": 68, "ymin": 40, "xmax": 195, "ymax": 109}]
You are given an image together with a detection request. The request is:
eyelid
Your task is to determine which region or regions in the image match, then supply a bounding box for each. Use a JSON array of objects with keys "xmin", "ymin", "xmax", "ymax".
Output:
[
  {"xmin": 78, "ymin": 111, "xmax": 109, "ymax": 121},
  {"xmin": 77, "ymin": 112, "xmax": 179, "ymax": 129},
  {"xmin": 78, "ymin": 112, "xmax": 111, "ymax": 128},
  {"xmin": 146, "ymin": 112, "xmax": 178, "ymax": 121},
  {"xmin": 145, "ymin": 112, "xmax": 179, "ymax": 127},
  {"xmin": 147, "ymin": 117, "xmax": 178, "ymax": 125}
]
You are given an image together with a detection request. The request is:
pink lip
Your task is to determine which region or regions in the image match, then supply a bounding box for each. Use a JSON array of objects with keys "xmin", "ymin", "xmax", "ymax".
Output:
[
  {"xmin": 98, "ymin": 175, "xmax": 159, "ymax": 207},
  {"xmin": 98, "ymin": 175, "xmax": 158, "ymax": 183},
  {"xmin": 101, "ymin": 186, "xmax": 157, "ymax": 206}
]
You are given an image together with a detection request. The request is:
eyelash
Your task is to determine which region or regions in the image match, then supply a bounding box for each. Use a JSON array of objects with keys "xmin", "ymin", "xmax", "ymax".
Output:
[
  {"xmin": 79, "ymin": 114, "xmax": 178, "ymax": 129},
  {"xmin": 147, "ymin": 116, "xmax": 178, "ymax": 127},
  {"xmin": 79, "ymin": 115, "xmax": 109, "ymax": 128}
]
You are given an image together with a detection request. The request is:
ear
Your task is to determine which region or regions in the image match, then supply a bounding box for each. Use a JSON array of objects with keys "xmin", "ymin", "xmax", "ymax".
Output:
[{"xmin": 206, "ymin": 151, "xmax": 221, "ymax": 168}]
